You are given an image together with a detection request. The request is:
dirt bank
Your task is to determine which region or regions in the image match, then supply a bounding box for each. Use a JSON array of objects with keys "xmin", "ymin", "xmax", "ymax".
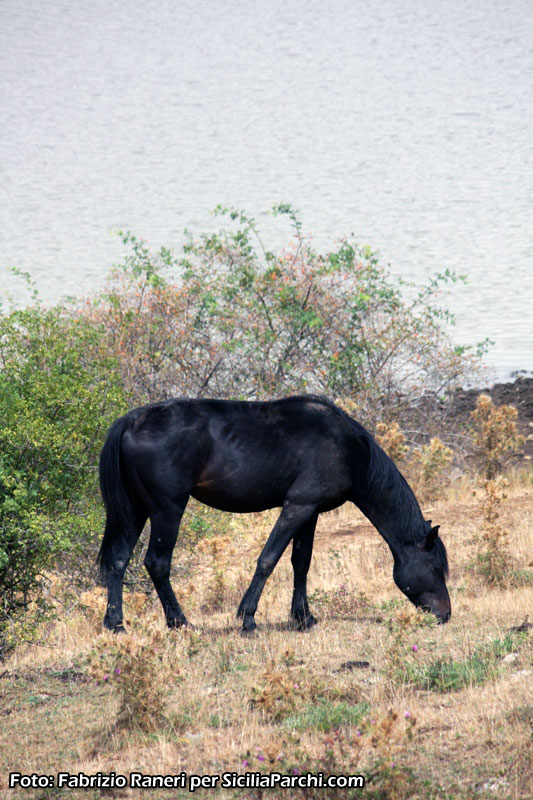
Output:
[{"xmin": 450, "ymin": 376, "xmax": 533, "ymax": 460}]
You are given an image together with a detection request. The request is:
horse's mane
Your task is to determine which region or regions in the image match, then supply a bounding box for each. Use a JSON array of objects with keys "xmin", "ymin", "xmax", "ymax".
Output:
[{"xmin": 310, "ymin": 395, "xmax": 449, "ymax": 575}]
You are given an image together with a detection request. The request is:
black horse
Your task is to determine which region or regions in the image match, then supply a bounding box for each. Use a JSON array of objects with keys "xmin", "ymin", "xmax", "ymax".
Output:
[{"xmin": 98, "ymin": 395, "xmax": 451, "ymax": 633}]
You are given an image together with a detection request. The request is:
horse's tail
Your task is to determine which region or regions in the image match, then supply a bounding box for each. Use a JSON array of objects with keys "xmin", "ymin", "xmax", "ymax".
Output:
[{"xmin": 97, "ymin": 412, "xmax": 135, "ymax": 581}]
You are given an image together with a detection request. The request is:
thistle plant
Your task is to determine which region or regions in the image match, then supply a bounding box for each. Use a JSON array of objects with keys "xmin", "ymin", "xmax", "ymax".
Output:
[
  {"xmin": 470, "ymin": 394, "xmax": 524, "ymax": 479},
  {"xmin": 88, "ymin": 626, "xmax": 180, "ymax": 732},
  {"xmin": 376, "ymin": 422, "xmax": 408, "ymax": 465},
  {"xmin": 414, "ymin": 437, "xmax": 453, "ymax": 502},
  {"xmin": 475, "ymin": 477, "xmax": 512, "ymax": 586}
]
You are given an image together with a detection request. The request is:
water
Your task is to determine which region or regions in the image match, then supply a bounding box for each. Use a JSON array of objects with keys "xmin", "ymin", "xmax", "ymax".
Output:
[{"xmin": 1, "ymin": 0, "xmax": 532, "ymax": 379}]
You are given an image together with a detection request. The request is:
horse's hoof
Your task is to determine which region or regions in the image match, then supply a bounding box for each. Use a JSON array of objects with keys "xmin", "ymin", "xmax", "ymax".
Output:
[
  {"xmin": 113, "ymin": 625, "xmax": 126, "ymax": 634},
  {"xmin": 291, "ymin": 613, "xmax": 318, "ymax": 631},
  {"xmin": 103, "ymin": 615, "xmax": 126, "ymax": 634},
  {"xmin": 240, "ymin": 616, "xmax": 258, "ymax": 637},
  {"xmin": 167, "ymin": 617, "xmax": 189, "ymax": 629},
  {"xmin": 175, "ymin": 621, "xmax": 196, "ymax": 632},
  {"xmin": 240, "ymin": 627, "xmax": 258, "ymax": 638}
]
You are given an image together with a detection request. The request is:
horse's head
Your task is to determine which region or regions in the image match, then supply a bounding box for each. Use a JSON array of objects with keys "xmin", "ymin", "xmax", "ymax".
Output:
[{"xmin": 393, "ymin": 523, "xmax": 451, "ymax": 623}]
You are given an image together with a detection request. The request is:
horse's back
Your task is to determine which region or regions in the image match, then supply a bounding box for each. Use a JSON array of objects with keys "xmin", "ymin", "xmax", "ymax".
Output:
[{"xmin": 118, "ymin": 396, "xmax": 359, "ymax": 513}]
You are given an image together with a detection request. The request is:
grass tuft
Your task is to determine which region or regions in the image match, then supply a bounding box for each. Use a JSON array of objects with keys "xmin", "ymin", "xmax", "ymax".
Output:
[{"xmin": 284, "ymin": 699, "xmax": 370, "ymax": 731}]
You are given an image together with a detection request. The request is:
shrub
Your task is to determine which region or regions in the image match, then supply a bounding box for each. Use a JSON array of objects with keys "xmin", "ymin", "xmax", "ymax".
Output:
[
  {"xmin": 82, "ymin": 206, "xmax": 482, "ymax": 424},
  {"xmin": 0, "ymin": 306, "xmax": 125, "ymax": 654}
]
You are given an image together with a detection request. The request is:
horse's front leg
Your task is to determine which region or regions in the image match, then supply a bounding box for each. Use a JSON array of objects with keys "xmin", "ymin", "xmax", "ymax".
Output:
[
  {"xmin": 237, "ymin": 503, "xmax": 317, "ymax": 634},
  {"xmin": 290, "ymin": 512, "xmax": 319, "ymax": 630}
]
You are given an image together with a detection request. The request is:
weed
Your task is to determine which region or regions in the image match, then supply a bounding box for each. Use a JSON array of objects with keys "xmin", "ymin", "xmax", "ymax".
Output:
[
  {"xmin": 216, "ymin": 640, "xmax": 235, "ymax": 674},
  {"xmin": 280, "ymin": 648, "xmax": 303, "ymax": 667},
  {"xmin": 470, "ymin": 394, "xmax": 524, "ymax": 479},
  {"xmin": 248, "ymin": 652, "xmax": 353, "ymax": 724},
  {"xmin": 208, "ymin": 713, "xmax": 232, "ymax": 729},
  {"xmin": 404, "ymin": 631, "xmax": 528, "ymax": 692},
  {"xmin": 198, "ymin": 535, "xmax": 237, "ymax": 612},
  {"xmin": 406, "ymin": 652, "xmax": 497, "ymax": 692},
  {"xmin": 511, "ymin": 569, "xmax": 533, "ymax": 586},
  {"xmin": 184, "ymin": 628, "xmax": 210, "ymax": 659},
  {"xmin": 382, "ymin": 609, "xmax": 429, "ymax": 698},
  {"xmin": 87, "ymin": 625, "xmax": 181, "ymax": 732},
  {"xmin": 474, "ymin": 477, "xmax": 513, "ymax": 586},
  {"xmin": 484, "ymin": 631, "xmax": 528, "ymax": 659},
  {"xmin": 284, "ymin": 699, "xmax": 370, "ymax": 732},
  {"xmin": 413, "ymin": 437, "xmax": 453, "ymax": 502},
  {"xmin": 376, "ymin": 422, "xmax": 408, "ymax": 464},
  {"xmin": 308, "ymin": 585, "xmax": 368, "ymax": 620},
  {"xmin": 249, "ymin": 663, "xmax": 308, "ymax": 722},
  {"xmin": 377, "ymin": 598, "xmax": 404, "ymax": 615},
  {"xmin": 364, "ymin": 710, "xmax": 422, "ymax": 799},
  {"xmin": 506, "ymin": 704, "xmax": 533, "ymax": 724},
  {"xmin": 0, "ymin": 595, "xmax": 56, "ymax": 658},
  {"xmin": 180, "ymin": 500, "xmax": 231, "ymax": 548},
  {"xmin": 243, "ymin": 709, "xmax": 438, "ymax": 799}
]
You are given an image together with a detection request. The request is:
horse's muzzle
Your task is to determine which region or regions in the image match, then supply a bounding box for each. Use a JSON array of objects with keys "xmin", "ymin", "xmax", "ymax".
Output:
[{"xmin": 418, "ymin": 598, "xmax": 451, "ymax": 624}]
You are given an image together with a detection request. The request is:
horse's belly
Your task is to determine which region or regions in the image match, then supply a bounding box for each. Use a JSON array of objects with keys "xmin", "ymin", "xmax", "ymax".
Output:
[
  {"xmin": 191, "ymin": 484, "xmax": 283, "ymax": 513},
  {"xmin": 191, "ymin": 467, "xmax": 287, "ymax": 513}
]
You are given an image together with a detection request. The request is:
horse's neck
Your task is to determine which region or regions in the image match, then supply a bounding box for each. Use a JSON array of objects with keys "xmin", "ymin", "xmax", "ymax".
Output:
[{"xmin": 354, "ymin": 462, "xmax": 422, "ymax": 558}]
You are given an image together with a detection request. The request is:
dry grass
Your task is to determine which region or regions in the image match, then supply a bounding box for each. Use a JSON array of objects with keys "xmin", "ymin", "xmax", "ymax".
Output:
[{"xmin": 1, "ymin": 474, "xmax": 532, "ymax": 799}]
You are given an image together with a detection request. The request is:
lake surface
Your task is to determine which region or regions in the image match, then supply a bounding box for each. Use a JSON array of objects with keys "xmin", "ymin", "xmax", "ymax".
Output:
[{"xmin": 1, "ymin": 0, "xmax": 532, "ymax": 379}]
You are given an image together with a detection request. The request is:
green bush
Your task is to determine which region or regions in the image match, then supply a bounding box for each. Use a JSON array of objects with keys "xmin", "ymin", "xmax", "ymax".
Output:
[{"xmin": 0, "ymin": 305, "xmax": 125, "ymax": 652}]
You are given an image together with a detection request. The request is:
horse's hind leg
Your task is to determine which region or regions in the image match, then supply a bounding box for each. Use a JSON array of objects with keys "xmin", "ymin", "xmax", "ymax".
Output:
[
  {"xmin": 237, "ymin": 503, "xmax": 317, "ymax": 634},
  {"xmin": 144, "ymin": 498, "xmax": 189, "ymax": 628},
  {"xmin": 103, "ymin": 507, "xmax": 147, "ymax": 632},
  {"xmin": 290, "ymin": 512, "xmax": 318, "ymax": 630}
]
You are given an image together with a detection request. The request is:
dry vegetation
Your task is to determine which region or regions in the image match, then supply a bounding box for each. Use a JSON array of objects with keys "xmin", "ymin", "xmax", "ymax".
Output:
[{"xmin": 1, "ymin": 470, "xmax": 531, "ymax": 800}]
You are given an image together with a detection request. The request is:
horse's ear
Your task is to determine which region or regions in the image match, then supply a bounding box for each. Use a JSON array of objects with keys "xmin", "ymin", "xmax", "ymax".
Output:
[
  {"xmin": 426, "ymin": 519, "xmax": 432, "ymax": 526},
  {"xmin": 420, "ymin": 525, "xmax": 440, "ymax": 551}
]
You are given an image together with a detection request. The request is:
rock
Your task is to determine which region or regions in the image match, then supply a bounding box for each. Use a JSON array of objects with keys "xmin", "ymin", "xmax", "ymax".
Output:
[
  {"xmin": 336, "ymin": 660, "xmax": 371, "ymax": 671},
  {"xmin": 182, "ymin": 732, "xmax": 203, "ymax": 745},
  {"xmin": 480, "ymin": 777, "xmax": 509, "ymax": 794}
]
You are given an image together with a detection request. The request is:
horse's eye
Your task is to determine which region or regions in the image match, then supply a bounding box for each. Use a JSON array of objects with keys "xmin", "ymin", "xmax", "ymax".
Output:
[{"xmin": 405, "ymin": 586, "xmax": 410, "ymax": 591}]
